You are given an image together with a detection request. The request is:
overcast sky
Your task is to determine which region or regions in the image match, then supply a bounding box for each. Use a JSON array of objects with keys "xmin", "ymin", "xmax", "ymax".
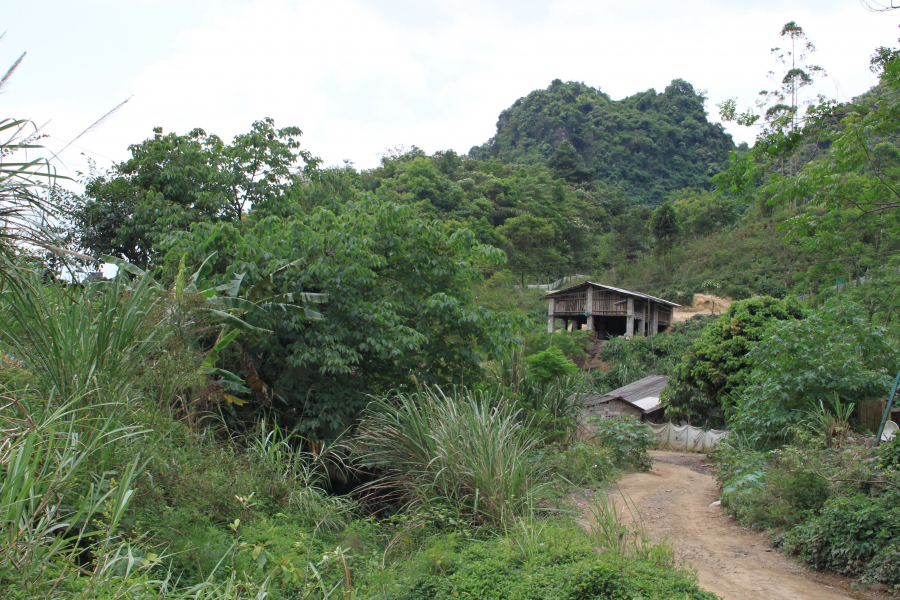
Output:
[{"xmin": 2, "ymin": 0, "xmax": 899, "ymax": 177}]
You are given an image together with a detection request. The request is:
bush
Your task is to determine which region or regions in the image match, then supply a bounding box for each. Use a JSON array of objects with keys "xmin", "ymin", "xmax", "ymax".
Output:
[
  {"xmin": 719, "ymin": 440, "xmax": 829, "ymax": 529},
  {"xmin": 541, "ymin": 443, "xmax": 616, "ymax": 487},
  {"xmin": 867, "ymin": 539, "xmax": 900, "ymax": 589},
  {"xmin": 354, "ymin": 386, "xmax": 547, "ymax": 526},
  {"xmin": 785, "ymin": 492, "xmax": 900, "ymax": 577},
  {"xmin": 731, "ymin": 300, "xmax": 899, "ymax": 446},
  {"xmin": 880, "ymin": 434, "xmax": 900, "ymax": 471},
  {"xmin": 523, "ymin": 329, "xmax": 590, "ymax": 358},
  {"xmin": 390, "ymin": 522, "xmax": 717, "ymax": 600},
  {"xmin": 589, "ymin": 416, "xmax": 655, "ymax": 471},
  {"xmin": 524, "ymin": 345, "xmax": 579, "ymax": 384}
]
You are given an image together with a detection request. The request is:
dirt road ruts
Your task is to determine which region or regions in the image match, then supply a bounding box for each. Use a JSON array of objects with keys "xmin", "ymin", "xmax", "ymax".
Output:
[{"xmin": 582, "ymin": 451, "xmax": 884, "ymax": 600}]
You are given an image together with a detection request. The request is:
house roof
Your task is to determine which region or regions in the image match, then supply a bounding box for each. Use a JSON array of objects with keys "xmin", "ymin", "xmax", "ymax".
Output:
[
  {"xmin": 583, "ymin": 375, "xmax": 668, "ymax": 414},
  {"xmin": 540, "ymin": 281, "xmax": 680, "ymax": 308}
]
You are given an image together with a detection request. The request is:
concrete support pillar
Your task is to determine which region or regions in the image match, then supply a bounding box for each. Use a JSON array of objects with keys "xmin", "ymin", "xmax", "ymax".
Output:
[
  {"xmin": 547, "ymin": 298, "xmax": 555, "ymax": 333},
  {"xmin": 586, "ymin": 287, "xmax": 594, "ymax": 332},
  {"xmin": 650, "ymin": 304, "xmax": 659, "ymax": 336},
  {"xmin": 626, "ymin": 297, "xmax": 634, "ymax": 338}
]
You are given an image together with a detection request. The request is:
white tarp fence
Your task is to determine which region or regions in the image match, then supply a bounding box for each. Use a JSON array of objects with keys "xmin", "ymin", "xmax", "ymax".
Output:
[{"xmin": 650, "ymin": 423, "xmax": 730, "ymax": 452}]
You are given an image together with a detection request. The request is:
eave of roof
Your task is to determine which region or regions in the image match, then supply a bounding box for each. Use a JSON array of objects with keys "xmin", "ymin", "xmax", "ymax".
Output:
[{"xmin": 540, "ymin": 281, "xmax": 680, "ymax": 307}]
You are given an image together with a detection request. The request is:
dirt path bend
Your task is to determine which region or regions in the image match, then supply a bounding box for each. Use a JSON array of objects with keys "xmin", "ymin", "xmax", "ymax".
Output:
[{"xmin": 595, "ymin": 451, "xmax": 877, "ymax": 600}]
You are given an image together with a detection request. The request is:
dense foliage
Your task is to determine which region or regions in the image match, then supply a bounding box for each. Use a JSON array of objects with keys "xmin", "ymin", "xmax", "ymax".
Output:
[
  {"xmin": 730, "ymin": 301, "xmax": 899, "ymax": 444},
  {"xmin": 164, "ymin": 195, "xmax": 517, "ymax": 436},
  {"xmin": 589, "ymin": 416, "xmax": 655, "ymax": 472},
  {"xmin": 74, "ymin": 119, "xmax": 318, "ymax": 268},
  {"xmin": 663, "ymin": 296, "xmax": 807, "ymax": 423},
  {"xmin": 716, "ymin": 434, "xmax": 900, "ymax": 591},
  {"xmin": 8, "ymin": 14, "xmax": 900, "ymax": 599},
  {"xmin": 393, "ymin": 524, "xmax": 717, "ymax": 600}
]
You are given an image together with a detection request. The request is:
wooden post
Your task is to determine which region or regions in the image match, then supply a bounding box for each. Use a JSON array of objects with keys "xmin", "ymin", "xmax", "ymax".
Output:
[
  {"xmin": 650, "ymin": 303, "xmax": 659, "ymax": 336},
  {"xmin": 626, "ymin": 297, "xmax": 634, "ymax": 338},
  {"xmin": 586, "ymin": 287, "xmax": 594, "ymax": 332},
  {"xmin": 547, "ymin": 298, "xmax": 555, "ymax": 333}
]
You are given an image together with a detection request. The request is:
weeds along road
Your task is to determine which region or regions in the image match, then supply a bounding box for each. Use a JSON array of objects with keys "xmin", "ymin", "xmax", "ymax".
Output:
[{"xmin": 593, "ymin": 451, "xmax": 878, "ymax": 600}]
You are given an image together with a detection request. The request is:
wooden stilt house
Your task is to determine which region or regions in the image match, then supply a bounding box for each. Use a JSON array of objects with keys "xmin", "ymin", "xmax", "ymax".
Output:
[{"xmin": 541, "ymin": 282, "xmax": 679, "ymax": 338}]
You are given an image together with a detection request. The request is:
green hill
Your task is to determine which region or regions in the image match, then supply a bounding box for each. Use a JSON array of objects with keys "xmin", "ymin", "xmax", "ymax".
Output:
[{"xmin": 470, "ymin": 79, "xmax": 736, "ymax": 205}]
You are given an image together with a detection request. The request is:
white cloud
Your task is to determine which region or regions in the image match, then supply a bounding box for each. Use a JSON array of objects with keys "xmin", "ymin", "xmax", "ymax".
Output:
[{"xmin": 2, "ymin": 0, "xmax": 899, "ymax": 178}]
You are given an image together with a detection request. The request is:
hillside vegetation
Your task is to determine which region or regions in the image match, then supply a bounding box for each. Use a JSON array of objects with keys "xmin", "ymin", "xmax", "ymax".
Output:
[
  {"xmin": 470, "ymin": 78, "xmax": 735, "ymax": 205},
  {"xmin": 2, "ymin": 17, "xmax": 900, "ymax": 600}
]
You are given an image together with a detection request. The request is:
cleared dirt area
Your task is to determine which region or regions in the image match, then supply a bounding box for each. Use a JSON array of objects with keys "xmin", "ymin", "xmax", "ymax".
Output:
[
  {"xmin": 585, "ymin": 451, "xmax": 886, "ymax": 600},
  {"xmin": 672, "ymin": 293, "xmax": 732, "ymax": 324}
]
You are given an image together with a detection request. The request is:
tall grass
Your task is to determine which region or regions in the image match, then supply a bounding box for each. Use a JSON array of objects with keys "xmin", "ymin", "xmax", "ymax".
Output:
[
  {"xmin": 0, "ymin": 390, "xmax": 158, "ymax": 598},
  {"xmin": 355, "ymin": 386, "xmax": 547, "ymax": 526},
  {"xmin": 582, "ymin": 481, "xmax": 652, "ymax": 559},
  {"xmin": 0, "ymin": 270, "xmax": 166, "ymax": 402},
  {"xmin": 244, "ymin": 420, "xmax": 353, "ymax": 531}
]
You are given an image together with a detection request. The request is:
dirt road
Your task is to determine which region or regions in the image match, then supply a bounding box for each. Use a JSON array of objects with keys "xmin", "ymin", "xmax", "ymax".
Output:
[{"xmin": 597, "ymin": 451, "xmax": 876, "ymax": 600}]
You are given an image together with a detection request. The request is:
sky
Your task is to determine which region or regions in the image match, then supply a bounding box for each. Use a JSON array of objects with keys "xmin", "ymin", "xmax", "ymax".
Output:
[{"xmin": 2, "ymin": 0, "xmax": 900, "ymax": 178}]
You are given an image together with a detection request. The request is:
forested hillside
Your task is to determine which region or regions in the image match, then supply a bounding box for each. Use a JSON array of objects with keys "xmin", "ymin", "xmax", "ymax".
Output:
[
  {"xmin": 3, "ymin": 16, "xmax": 900, "ymax": 600},
  {"xmin": 469, "ymin": 79, "xmax": 736, "ymax": 205}
]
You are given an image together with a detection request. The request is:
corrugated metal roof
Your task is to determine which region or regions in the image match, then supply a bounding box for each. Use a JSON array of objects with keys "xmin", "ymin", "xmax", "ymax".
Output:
[
  {"xmin": 583, "ymin": 375, "xmax": 668, "ymax": 414},
  {"xmin": 540, "ymin": 281, "xmax": 680, "ymax": 307},
  {"xmin": 631, "ymin": 396, "xmax": 661, "ymax": 411}
]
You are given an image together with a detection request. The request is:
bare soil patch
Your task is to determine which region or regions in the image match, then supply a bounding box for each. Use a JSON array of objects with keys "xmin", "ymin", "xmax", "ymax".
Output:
[
  {"xmin": 672, "ymin": 294, "xmax": 733, "ymax": 324},
  {"xmin": 586, "ymin": 451, "xmax": 888, "ymax": 600}
]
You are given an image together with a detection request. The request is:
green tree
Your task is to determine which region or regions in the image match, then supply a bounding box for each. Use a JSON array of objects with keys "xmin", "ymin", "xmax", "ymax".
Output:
[
  {"xmin": 524, "ymin": 346, "xmax": 579, "ymax": 385},
  {"xmin": 718, "ymin": 21, "xmax": 826, "ymax": 188},
  {"xmin": 731, "ymin": 300, "xmax": 899, "ymax": 446},
  {"xmin": 649, "ymin": 202, "xmax": 680, "ymax": 268},
  {"xmin": 547, "ymin": 140, "xmax": 592, "ymax": 184},
  {"xmin": 73, "ymin": 119, "xmax": 317, "ymax": 267},
  {"xmin": 669, "ymin": 188, "xmax": 740, "ymax": 239},
  {"xmin": 496, "ymin": 215, "xmax": 562, "ymax": 286},
  {"xmin": 167, "ymin": 193, "xmax": 519, "ymax": 436}
]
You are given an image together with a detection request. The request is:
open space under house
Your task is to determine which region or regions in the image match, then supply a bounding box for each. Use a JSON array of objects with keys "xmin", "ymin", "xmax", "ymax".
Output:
[{"xmin": 541, "ymin": 281, "xmax": 679, "ymax": 338}]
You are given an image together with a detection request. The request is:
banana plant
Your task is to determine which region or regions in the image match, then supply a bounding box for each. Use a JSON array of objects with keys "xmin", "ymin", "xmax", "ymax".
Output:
[{"xmin": 100, "ymin": 253, "xmax": 327, "ymax": 405}]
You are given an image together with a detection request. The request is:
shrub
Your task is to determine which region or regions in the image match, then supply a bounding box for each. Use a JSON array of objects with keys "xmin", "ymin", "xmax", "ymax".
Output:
[
  {"xmin": 523, "ymin": 329, "xmax": 590, "ymax": 358},
  {"xmin": 731, "ymin": 300, "xmax": 899, "ymax": 446},
  {"xmin": 354, "ymin": 386, "xmax": 547, "ymax": 526},
  {"xmin": 589, "ymin": 416, "xmax": 654, "ymax": 471},
  {"xmin": 867, "ymin": 539, "xmax": 900, "ymax": 589},
  {"xmin": 541, "ymin": 443, "xmax": 616, "ymax": 487},
  {"xmin": 785, "ymin": 492, "xmax": 900, "ymax": 578},
  {"xmin": 719, "ymin": 441, "xmax": 829, "ymax": 529},
  {"xmin": 517, "ymin": 374, "xmax": 588, "ymax": 443},
  {"xmin": 389, "ymin": 522, "xmax": 717, "ymax": 600},
  {"xmin": 880, "ymin": 434, "xmax": 900, "ymax": 471},
  {"xmin": 524, "ymin": 346, "xmax": 579, "ymax": 384}
]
